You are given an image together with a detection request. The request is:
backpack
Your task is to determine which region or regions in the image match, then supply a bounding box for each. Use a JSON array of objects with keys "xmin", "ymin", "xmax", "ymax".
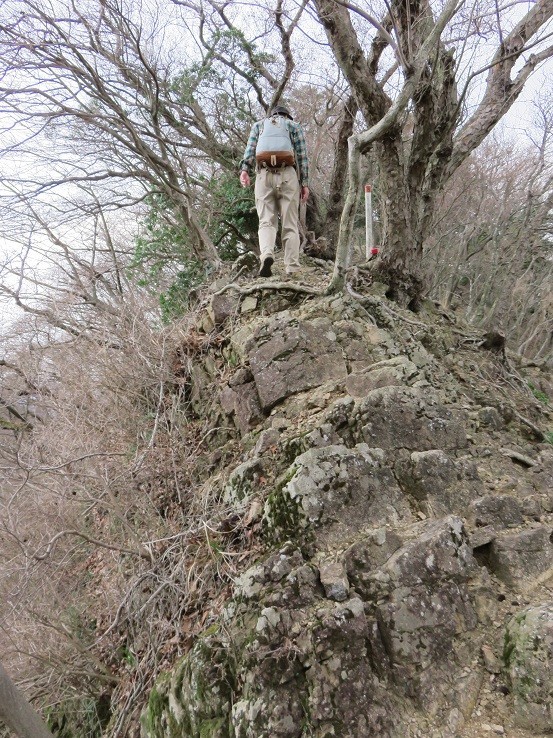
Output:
[{"xmin": 255, "ymin": 115, "xmax": 295, "ymax": 168}]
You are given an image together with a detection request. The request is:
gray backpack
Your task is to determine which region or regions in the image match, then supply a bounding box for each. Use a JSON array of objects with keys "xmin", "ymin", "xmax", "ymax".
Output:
[{"xmin": 255, "ymin": 115, "xmax": 295, "ymax": 168}]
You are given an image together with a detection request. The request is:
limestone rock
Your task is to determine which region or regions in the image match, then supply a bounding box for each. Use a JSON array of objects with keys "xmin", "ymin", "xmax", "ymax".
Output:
[
  {"xmin": 224, "ymin": 458, "xmax": 264, "ymax": 512},
  {"xmin": 140, "ymin": 286, "xmax": 552, "ymax": 738},
  {"xmin": 396, "ymin": 450, "xmax": 483, "ymax": 516},
  {"xmin": 520, "ymin": 495, "xmax": 543, "ymax": 519},
  {"xmin": 248, "ymin": 315, "xmax": 348, "ymax": 411},
  {"xmin": 345, "ymin": 527, "xmax": 404, "ymax": 594},
  {"xmin": 220, "ymin": 382, "xmax": 263, "ymax": 435},
  {"xmin": 470, "ymin": 495, "xmax": 524, "ymax": 529},
  {"xmin": 332, "ymin": 320, "xmax": 377, "ymax": 373},
  {"xmin": 141, "ymin": 628, "xmax": 233, "ymax": 738},
  {"xmin": 352, "ymin": 386, "xmax": 468, "ymax": 451},
  {"xmin": 264, "ymin": 444, "xmax": 412, "ymax": 547},
  {"xmin": 488, "ymin": 527, "xmax": 553, "ymax": 589},
  {"xmin": 477, "ymin": 406, "xmax": 504, "ymax": 429},
  {"xmin": 190, "ymin": 363, "xmax": 213, "ymax": 414},
  {"xmin": 381, "ymin": 516, "xmax": 478, "ymax": 588},
  {"xmin": 533, "ymin": 449, "xmax": 553, "ymax": 494},
  {"xmin": 228, "ymin": 366, "xmax": 254, "ymax": 387},
  {"xmin": 374, "ymin": 517, "xmax": 481, "ymax": 713},
  {"xmin": 240, "ymin": 295, "xmax": 258, "ymax": 314},
  {"xmin": 254, "ymin": 429, "xmax": 279, "ymax": 456},
  {"xmin": 318, "ymin": 560, "xmax": 350, "ymax": 601},
  {"xmin": 470, "ymin": 525, "xmax": 496, "ymax": 549},
  {"xmin": 345, "ymin": 355, "xmax": 420, "ymax": 398},
  {"xmin": 208, "ymin": 292, "xmax": 239, "ymax": 326}
]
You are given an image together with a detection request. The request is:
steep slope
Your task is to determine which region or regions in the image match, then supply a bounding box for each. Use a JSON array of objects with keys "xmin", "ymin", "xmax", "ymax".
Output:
[{"xmin": 140, "ymin": 262, "xmax": 552, "ymax": 738}]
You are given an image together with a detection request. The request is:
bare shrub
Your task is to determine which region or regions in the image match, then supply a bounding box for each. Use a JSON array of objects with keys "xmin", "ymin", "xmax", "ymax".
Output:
[
  {"xmin": 0, "ymin": 286, "xmax": 248, "ymax": 736},
  {"xmin": 424, "ymin": 133, "xmax": 552, "ymax": 360}
]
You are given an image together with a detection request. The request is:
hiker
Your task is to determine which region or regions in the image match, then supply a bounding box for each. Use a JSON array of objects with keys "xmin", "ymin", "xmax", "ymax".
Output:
[{"xmin": 239, "ymin": 105, "xmax": 310, "ymax": 278}]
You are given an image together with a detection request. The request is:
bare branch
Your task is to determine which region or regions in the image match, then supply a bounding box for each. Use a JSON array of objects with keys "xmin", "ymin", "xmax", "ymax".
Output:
[
  {"xmin": 451, "ymin": 0, "xmax": 553, "ymax": 172},
  {"xmin": 33, "ymin": 529, "xmax": 153, "ymax": 563}
]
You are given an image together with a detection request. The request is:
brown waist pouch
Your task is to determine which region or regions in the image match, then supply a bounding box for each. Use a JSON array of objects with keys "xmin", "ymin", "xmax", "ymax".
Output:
[{"xmin": 256, "ymin": 151, "xmax": 295, "ymax": 167}]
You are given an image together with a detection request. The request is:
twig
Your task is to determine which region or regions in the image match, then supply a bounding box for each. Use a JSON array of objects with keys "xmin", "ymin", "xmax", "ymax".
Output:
[
  {"xmin": 228, "ymin": 264, "xmax": 248, "ymax": 281},
  {"xmin": 352, "ymin": 289, "xmax": 428, "ymax": 328},
  {"xmin": 500, "ymin": 447, "xmax": 537, "ymax": 466},
  {"xmin": 511, "ymin": 411, "xmax": 546, "ymax": 442},
  {"xmin": 33, "ymin": 529, "xmax": 153, "ymax": 562},
  {"xmin": 14, "ymin": 451, "xmax": 128, "ymax": 472},
  {"xmin": 91, "ymin": 573, "xmax": 153, "ymax": 646}
]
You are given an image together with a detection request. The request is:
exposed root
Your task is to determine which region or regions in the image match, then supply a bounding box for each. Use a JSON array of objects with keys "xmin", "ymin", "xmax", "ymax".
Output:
[{"xmin": 214, "ymin": 279, "xmax": 323, "ymax": 297}]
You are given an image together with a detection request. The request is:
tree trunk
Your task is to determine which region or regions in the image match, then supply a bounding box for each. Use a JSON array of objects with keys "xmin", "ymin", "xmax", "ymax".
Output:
[
  {"xmin": 323, "ymin": 95, "xmax": 358, "ymax": 251},
  {"xmin": 371, "ymin": 134, "xmax": 423, "ymax": 305},
  {"xmin": 328, "ymin": 136, "xmax": 362, "ymax": 292},
  {"xmin": 314, "ymin": 0, "xmax": 553, "ymax": 305},
  {"xmin": 314, "ymin": 0, "xmax": 456, "ymax": 304},
  {"xmin": 0, "ymin": 661, "xmax": 53, "ymax": 738}
]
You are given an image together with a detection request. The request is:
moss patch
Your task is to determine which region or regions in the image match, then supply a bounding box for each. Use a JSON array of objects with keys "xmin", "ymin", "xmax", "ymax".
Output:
[
  {"xmin": 141, "ymin": 629, "xmax": 235, "ymax": 738},
  {"xmin": 263, "ymin": 465, "xmax": 306, "ymax": 546},
  {"xmin": 199, "ymin": 716, "xmax": 227, "ymax": 738}
]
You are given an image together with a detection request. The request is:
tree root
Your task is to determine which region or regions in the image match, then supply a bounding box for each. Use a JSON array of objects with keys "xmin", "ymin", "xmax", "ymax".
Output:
[{"xmin": 214, "ymin": 279, "xmax": 322, "ymax": 297}]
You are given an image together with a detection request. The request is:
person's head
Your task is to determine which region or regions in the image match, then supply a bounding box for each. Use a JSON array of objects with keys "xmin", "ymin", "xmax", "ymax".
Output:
[{"xmin": 270, "ymin": 105, "xmax": 293, "ymax": 120}]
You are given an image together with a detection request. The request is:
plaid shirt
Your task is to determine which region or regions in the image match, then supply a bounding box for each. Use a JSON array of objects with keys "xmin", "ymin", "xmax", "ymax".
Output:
[{"xmin": 240, "ymin": 116, "xmax": 309, "ymax": 187}]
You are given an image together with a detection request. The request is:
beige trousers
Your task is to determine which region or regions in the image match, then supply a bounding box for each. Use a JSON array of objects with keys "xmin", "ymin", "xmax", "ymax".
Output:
[{"xmin": 254, "ymin": 166, "xmax": 301, "ymax": 271}]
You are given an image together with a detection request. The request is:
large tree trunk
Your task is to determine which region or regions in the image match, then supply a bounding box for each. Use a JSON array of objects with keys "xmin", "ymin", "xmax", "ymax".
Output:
[
  {"xmin": 374, "ymin": 44, "xmax": 458, "ymax": 305},
  {"xmin": 315, "ymin": 0, "xmax": 553, "ymax": 305},
  {"xmin": 372, "ymin": 134, "xmax": 421, "ymax": 305},
  {"xmin": 315, "ymin": 0, "xmax": 455, "ymax": 303},
  {"xmin": 0, "ymin": 661, "xmax": 53, "ymax": 738}
]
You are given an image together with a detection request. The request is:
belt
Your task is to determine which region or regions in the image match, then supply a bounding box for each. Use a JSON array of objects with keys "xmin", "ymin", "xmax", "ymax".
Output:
[{"xmin": 257, "ymin": 162, "xmax": 293, "ymax": 171}]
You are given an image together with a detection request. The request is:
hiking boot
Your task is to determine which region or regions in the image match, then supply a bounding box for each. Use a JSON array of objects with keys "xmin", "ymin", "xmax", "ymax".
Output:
[{"xmin": 259, "ymin": 256, "xmax": 274, "ymax": 278}]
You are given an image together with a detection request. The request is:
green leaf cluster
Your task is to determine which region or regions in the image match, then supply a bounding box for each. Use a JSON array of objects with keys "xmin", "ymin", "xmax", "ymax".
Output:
[
  {"xmin": 171, "ymin": 29, "xmax": 274, "ymax": 106},
  {"xmin": 132, "ymin": 172, "xmax": 259, "ymax": 321},
  {"xmin": 159, "ymin": 262, "xmax": 205, "ymax": 323},
  {"xmin": 205, "ymin": 170, "xmax": 257, "ymax": 260},
  {"xmin": 131, "ymin": 192, "xmax": 206, "ymax": 320},
  {"xmin": 528, "ymin": 382, "xmax": 549, "ymax": 406}
]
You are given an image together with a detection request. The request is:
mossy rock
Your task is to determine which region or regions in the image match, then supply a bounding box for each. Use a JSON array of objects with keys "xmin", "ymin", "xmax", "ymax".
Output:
[
  {"xmin": 504, "ymin": 603, "xmax": 553, "ymax": 732},
  {"xmin": 262, "ymin": 464, "xmax": 306, "ymax": 547},
  {"xmin": 141, "ymin": 630, "xmax": 234, "ymax": 738},
  {"xmin": 199, "ymin": 717, "xmax": 227, "ymax": 738},
  {"xmin": 141, "ymin": 673, "xmax": 179, "ymax": 738},
  {"xmin": 224, "ymin": 459, "xmax": 263, "ymax": 508}
]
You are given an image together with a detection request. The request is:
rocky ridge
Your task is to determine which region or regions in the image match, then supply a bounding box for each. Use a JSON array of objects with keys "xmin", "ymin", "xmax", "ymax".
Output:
[{"xmin": 140, "ymin": 260, "xmax": 553, "ymax": 738}]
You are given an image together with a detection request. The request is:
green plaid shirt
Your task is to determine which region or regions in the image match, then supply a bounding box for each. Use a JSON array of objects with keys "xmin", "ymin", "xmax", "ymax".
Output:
[{"xmin": 240, "ymin": 116, "xmax": 309, "ymax": 187}]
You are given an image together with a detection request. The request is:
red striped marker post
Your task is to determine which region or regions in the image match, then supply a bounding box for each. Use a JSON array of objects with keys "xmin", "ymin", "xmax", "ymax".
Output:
[{"xmin": 365, "ymin": 184, "xmax": 374, "ymax": 260}]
